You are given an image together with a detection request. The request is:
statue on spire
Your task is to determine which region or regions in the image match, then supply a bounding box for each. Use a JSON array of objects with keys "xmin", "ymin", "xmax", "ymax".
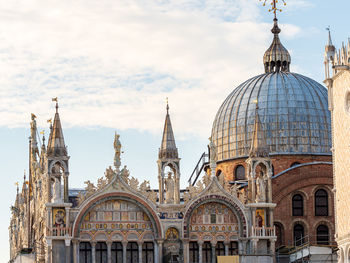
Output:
[{"xmin": 114, "ymin": 132, "xmax": 122, "ymax": 171}]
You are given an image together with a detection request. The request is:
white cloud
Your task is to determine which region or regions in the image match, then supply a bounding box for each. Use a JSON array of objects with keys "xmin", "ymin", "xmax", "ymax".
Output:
[{"xmin": 0, "ymin": 0, "xmax": 301, "ymax": 138}]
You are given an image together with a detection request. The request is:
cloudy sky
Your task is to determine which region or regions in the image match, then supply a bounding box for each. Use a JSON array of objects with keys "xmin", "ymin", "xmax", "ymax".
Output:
[{"xmin": 1, "ymin": 0, "xmax": 349, "ymax": 260}]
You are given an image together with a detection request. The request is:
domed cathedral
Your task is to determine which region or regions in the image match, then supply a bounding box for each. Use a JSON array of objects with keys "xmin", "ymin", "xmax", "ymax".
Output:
[
  {"xmin": 210, "ymin": 11, "xmax": 335, "ymax": 256},
  {"xmin": 9, "ymin": 100, "xmax": 277, "ymax": 263}
]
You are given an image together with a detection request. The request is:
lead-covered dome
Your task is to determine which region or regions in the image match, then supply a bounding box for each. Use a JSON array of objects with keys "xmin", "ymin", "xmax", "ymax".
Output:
[
  {"xmin": 211, "ymin": 72, "xmax": 331, "ymax": 161},
  {"xmin": 211, "ymin": 19, "xmax": 332, "ymax": 162}
]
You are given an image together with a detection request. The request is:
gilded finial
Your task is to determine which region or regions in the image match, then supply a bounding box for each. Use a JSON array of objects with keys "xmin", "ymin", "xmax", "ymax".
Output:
[
  {"xmin": 259, "ymin": 0, "xmax": 286, "ymax": 17},
  {"xmin": 52, "ymin": 97, "xmax": 58, "ymax": 113}
]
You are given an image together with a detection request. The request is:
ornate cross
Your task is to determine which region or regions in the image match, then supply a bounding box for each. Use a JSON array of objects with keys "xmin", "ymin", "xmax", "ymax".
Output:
[{"xmin": 259, "ymin": 0, "xmax": 286, "ymax": 17}]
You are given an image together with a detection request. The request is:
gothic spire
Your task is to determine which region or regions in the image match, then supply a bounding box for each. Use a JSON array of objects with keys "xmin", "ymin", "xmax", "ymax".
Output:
[
  {"xmin": 263, "ymin": 18, "xmax": 291, "ymax": 73},
  {"xmin": 249, "ymin": 100, "xmax": 269, "ymax": 157},
  {"xmin": 159, "ymin": 100, "xmax": 178, "ymax": 159},
  {"xmin": 47, "ymin": 98, "xmax": 67, "ymax": 157}
]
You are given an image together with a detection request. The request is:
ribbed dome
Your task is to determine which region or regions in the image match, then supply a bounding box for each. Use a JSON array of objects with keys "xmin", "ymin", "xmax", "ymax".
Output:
[{"xmin": 211, "ymin": 72, "xmax": 331, "ymax": 162}]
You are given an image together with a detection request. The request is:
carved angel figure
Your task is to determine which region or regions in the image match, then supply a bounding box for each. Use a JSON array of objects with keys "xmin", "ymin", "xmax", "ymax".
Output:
[{"xmin": 139, "ymin": 180, "xmax": 150, "ymax": 192}]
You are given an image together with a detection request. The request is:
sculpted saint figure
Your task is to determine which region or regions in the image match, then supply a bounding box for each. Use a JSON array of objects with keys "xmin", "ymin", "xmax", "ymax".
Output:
[
  {"xmin": 114, "ymin": 133, "xmax": 122, "ymax": 170},
  {"xmin": 165, "ymin": 172, "xmax": 175, "ymax": 204},
  {"xmin": 209, "ymin": 137, "xmax": 217, "ymax": 166},
  {"xmin": 52, "ymin": 177, "xmax": 62, "ymax": 203},
  {"xmin": 256, "ymin": 171, "xmax": 266, "ymax": 202}
]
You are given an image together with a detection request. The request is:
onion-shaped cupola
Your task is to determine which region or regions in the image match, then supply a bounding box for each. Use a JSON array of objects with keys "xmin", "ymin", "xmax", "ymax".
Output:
[{"xmin": 263, "ymin": 18, "xmax": 291, "ymax": 73}]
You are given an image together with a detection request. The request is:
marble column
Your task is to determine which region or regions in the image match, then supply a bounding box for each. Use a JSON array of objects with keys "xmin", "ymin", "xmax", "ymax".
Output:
[
  {"xmin": 73, "ymin": 240, "xmax": 79, "ymax": 263},
  {"xmin": 183, "ymin": 240, "xmax": 189, "ymax": 263},
  {"xmin": 107, "ymin": 241, "xmax": 112, "ymax": 263},
  {"xmin": 122, "ymin": 241, "xmax": 127, "ymax": 263},
  {"xmin": 138, "ymin": 241, "xmax": 143, "ymax": 263},
  {"xmin": 65, "ymin": 244, "xmax": 71, "ymax": 263},
  {"xmin": 224, "ymin": 241, "xmax": 229, "ymax": 256},
  {"xmin": 211, "ymin": 242, "xmax": 216, "ymax": 263},
  {"xmin": 198, "ymin": 241, "xmax": 203, "ymax": 263},
  {"xmin": 157, "ymin": 239, "xmax": 163, "ymax": 263},
  {"xmin": 91, "ymin": 242, "xmax": 96, "ymax": 263},
  {"xmin": 154, "ymin": 241, "xmax": 159, "ymax": 263}
]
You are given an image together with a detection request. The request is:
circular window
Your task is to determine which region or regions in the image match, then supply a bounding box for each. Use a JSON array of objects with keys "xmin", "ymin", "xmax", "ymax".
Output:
[{"xmin": 345, "ymin": 91, "xmax": 350, "ymax": 113}]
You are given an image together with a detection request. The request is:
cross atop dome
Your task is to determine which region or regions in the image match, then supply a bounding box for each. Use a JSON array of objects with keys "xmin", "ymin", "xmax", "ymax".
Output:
[{"xmin": 260, "ymin": 0, "xmax": 291, "ymax": 73}]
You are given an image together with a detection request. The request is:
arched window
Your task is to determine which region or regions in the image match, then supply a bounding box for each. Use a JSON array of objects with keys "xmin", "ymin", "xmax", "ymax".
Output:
[
  {"xmin": 274, "ymin": 223, "xmax": 284, "ymax": 248},
  {"xmin": 126, "ymin": 242, "xmax": 138, "ymax": 263},
  {"xmin": 189, "ymin": 242, "xmax": 199, "ymax": 263},
  {"xmin": 315, "ymin": 189, "xmax": 328, "ymax": 216},
  {"xmin": 292, "ymin": 194, "xmax": 303, "ymax": 216},
  {"xmin": 216, "ymin": 169, "xmax": 222, "ymax": 177},
  {"xmin": 291, "ymin": 162, "xmax": 300, "ymax": 167},
  {"xmin": 79, "ymin": 242, "xmax": 92, "ymax": 263},
  {"xmin": 96, "ymin": 242, "xmax": 107, "ymax": 263},
  {"xmin": 142, "ymin": 242, "xmax": 154, "ymax": 263},
  {"xmin": 235, "ymin": 165, "xmax": 245, "ymax": 181},
  {"xmin": 293, "ymin": 224, "xmax": 304, "ymax": 246},
  {"xmin": 229, "ymin": 242, "xmax": 238, "ymax": 255},
  {"xmin": 202, "ymin": 242, "xmax": 212, "ymax": 263},
  {"xmin": 215, "ymin": 242, "xmax": 225, "ymax": 257},
  {"xmin": 317, "ymin": 225, "xmax": 329, "ymax": 245},
  {"xmin": 111, "ymin": 242, "xmax": 123, "ymax": 263}
]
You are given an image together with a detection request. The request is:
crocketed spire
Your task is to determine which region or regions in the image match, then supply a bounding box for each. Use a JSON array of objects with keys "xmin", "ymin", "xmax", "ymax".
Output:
[
  {"xmin": 249, "ymin": 101, "xmax": 269, "ymax": 158},
  {"xmin": 47, "ymin": 101, "xmax": 67, "ymax": 157},
  {"xmin": 159, "ymin": 101, "xmax": 178, "ymax": 159},
  {"xmin": 263, "ymin": 18, "xmax": 291, "ymax": 73}
]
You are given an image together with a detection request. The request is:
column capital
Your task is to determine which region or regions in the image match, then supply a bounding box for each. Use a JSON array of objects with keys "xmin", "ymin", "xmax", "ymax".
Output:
[
  {"xmin": 137, "ymin": 241, "xmax": 144, "ymax": 246},
  {"xmin": 122, "ymin": 241, "xmax": 128, "ymax": 246},
  {"xmin": 72, "ymin": 239, "xmax": 80, "ymax": 245},
  {"xmin": 91, "ymin": 241, "xmax": 97, "ymax": 247},
  {"xmin": 224, "ymin": 241, "xmax": 230, "ymax": 246},
  {"xmin": 197, "ymin": 240, "xmax": 204, "ymax": 246},
  {"xmin": 210, "ymin": 240, "xmax": 217, "ymax": 246},
  {"xmin": 156, "ymin": 239, "xmax": 164, "ymax": 245},
  {"xmin": 106, "ymin": 241, "xmax": 113, "ymax": 246}
]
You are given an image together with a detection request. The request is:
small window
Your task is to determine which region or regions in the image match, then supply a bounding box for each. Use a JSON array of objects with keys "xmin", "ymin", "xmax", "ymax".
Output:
[
  {"xmin": 229, "ymin": 241, "xmax": 238, "ymax": 255},
  {"xmin": 292, "ymin": 194, "xmax": 303, "ymax": 216},
  {"xmin": 317, "ymin": 225, "xmax": 329, "ymax": 245},
  {"xmin": 235, "ymin": 165, "xmax": 245, "ymax": 180},
  {"xmin": 210, "ymin": 214, "xmax": 216, "ymax": 224},
  {"xmin": 293, "ymin": 224, "xmax": 304, "ymax": 246},
  {"xmin": 315, "ymin": 189, "xmax": 328, "ymax": 216}
]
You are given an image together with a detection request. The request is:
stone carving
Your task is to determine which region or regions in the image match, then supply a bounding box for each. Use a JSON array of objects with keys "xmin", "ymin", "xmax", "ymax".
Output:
[
  {"xmin": 256, "ymin": 171, "xmax": 266, "ymax": 202},
  {"xmin": 105, "ymin": 166, "xmax": 116, "ymax": 183},
  {"xmin": 165, "ymin": 172, "xmax": 175, "ymax": 204},
  {"xmin": 129, "ymin": 177, "xmax": 139, "ymax": 190},
  {"xmin": 209, "ymin": 137, "xmax": 217, "ymax": 166},
  {"xmin": 52, "ymin": 177, "xmax": 62, "ymax": 203},
  {"xmin": 114, "ymin": 133, "xmax": 122, "ymax": 170},
  {"xmin": 202, "ymin": 174, "xmax": 211, "ymax": 188},
  {"xmin": 97, "ymin": 177, "xmax": 108, "ymax": 190},
  {"xmin": 120, "ymin": 165, "xmax": 130, "ymax": 184}
]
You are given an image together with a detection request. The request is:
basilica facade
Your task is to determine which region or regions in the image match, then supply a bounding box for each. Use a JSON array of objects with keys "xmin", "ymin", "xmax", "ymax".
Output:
[{"xmin": 9, "ymin": 17, "xmax": 337, "ymax": 263}]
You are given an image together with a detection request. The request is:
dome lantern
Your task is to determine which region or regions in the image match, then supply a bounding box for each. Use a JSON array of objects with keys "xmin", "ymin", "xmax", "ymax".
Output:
[{"xmin": 263, "ymin": 18, "xmax": 291, "ymax": 73}]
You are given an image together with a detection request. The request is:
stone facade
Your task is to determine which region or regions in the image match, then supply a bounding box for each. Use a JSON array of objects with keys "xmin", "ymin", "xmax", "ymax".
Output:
[
  {"xmin": 324, "ymin": 35, "xmax": 350, "ymax": 262},
  {"xmin": 8, "ymin": 104, "xmax": 276, "ymax": 263}
]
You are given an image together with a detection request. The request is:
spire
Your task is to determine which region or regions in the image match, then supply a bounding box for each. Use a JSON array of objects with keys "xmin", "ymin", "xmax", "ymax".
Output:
[
  {"xmin": 47, "ymin": 98, "xmax": 67, "ymax": 157},
  {"xmin": 249, "ymin": 100, "xmax": 269, "ymax": 157},
  {"xmin": 263, "ymin": 18, "xmax": 291, "ymax": 73},
  {"xmin": 159, "ymin": 100, "xmax": 178, "ymax": 159}
]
